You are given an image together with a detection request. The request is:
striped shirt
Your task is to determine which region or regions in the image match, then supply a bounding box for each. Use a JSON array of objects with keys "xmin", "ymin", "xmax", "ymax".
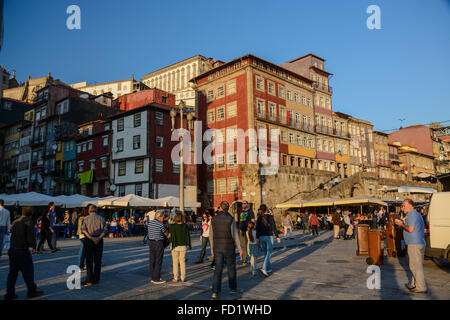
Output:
[{"xmin": 147, "ymin": 219, "xmax": 167, "ymax": 240}]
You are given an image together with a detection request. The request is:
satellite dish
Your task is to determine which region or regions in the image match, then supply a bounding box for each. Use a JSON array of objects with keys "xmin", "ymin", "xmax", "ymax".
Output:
[{"xmin": 110, "ymin": 184, "xmax": 117, "ymax": 192}]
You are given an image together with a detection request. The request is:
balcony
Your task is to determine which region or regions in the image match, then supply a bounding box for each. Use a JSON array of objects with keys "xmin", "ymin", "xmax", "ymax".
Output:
[
  {"xmin": 313, "ymin": 82, "xmax": 333, "ymax": 94},
  {"xmin": 334, "ymin": 129, "xmax": 350, "ymax": 138},
  {"xmin": 314, "ymin": 125, "xmax": 334, "ymax": 135}
]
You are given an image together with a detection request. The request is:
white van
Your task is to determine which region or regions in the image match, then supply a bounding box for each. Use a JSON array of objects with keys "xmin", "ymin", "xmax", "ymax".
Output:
[{"xmin": 425, "ymin": 192, "xmax": 450, "ymax": 262}]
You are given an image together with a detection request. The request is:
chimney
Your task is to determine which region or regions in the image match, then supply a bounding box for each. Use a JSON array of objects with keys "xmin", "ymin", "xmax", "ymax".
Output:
[{"xmin": 12, "ymin": 70, "xmax": 15, "ymax": 78}]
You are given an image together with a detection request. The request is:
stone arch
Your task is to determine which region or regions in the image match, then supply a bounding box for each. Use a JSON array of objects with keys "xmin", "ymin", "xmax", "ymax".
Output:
[{"xmin": 350, "ymin": 183, "xmax": 365, "ymax": 197}]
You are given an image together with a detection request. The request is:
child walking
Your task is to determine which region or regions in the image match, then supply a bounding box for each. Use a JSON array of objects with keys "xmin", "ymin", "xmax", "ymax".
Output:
[{"xmin": 246, "ymin": 221, "xmax": 260, "ymax": 276}]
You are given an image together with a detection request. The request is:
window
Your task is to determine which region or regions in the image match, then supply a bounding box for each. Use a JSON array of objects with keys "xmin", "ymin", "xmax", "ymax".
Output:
[
  {"xmin": 280, "ymin": 106, "xmax": 286, "ymax": 123},
  {"xmin": 77, "ymin": 144, "xmax": 81, "ymax": 153},
  {"xmin": 103, "ymin": 136, "xmax": 109, "ymax": 147},
  {"xmin": 207, "ymin": 109, "xmax": 215, "ymax": 124},
  {"xmin": 161, "ymin": 96, "xmax": 167, "ymax": 103},
  {"xmin": 118, "ymin": 161, "xmax": 126, "ymax": 176},
  {"xmin": 90, "ymin": 161, "xmax": 95, "ymax": 170},
  {"xmin": 88, "ymin": 141, "xmax": 93, "ymax": 150},
  {"xmin": 278, "ymin": 86, "xmax": 285, "ymax": 98},
  {"xmin": 226, "ymin": 80, "xmax": 236, "ymax": 95},
  {"xmin": 117, "ymin": 138, "xmax": 124, "ymax": 152},
  {"xmin": 216, "ymin": 106, "xmax": 225, "ymax": 121},
  {"xmin": 216, "ymin": 154, "xmax": 225, "ymax": 169},
  {"xmin": 207, "ymin": 90, "xmax": 214, "ymax": 102},
  {"xmin": 294, "ymin": 92, "xmax": 299, "ymax": 103},
  {"xmin": 256, "ymin": 76, "xmax": 264, "ymax": 91},
  {"xmin": 217, "ymin": 86, "xmax": 224, "ymax": 98},
  {"xmin": 172, "ymin": 163, "xmax": 180, "ymax": 174},
  {"xmin": 307, "ymin": 98, "xmax": 312, "ymax": 107},
  {"xmin": 101, "ymin": 158, "xmax": 107, "ymax": 169},
  {"xmin": 217, "ymin": 179, "xmax": 227, "ymax": 194},
  {"xmin": 135, "ymin": 184, "xmax": 142, "ymax": 196},
  {"xmin": 119, "ymin": 185, "xmax": 125, "ymax": 197},
  {"xmin": 79, "ymin": 161, "xmax": 84, "ymax": 172},
  {"xmin": 133, "ymin": 135, "xmax": 141, "ymax": 149},
  {"xmin": 228, "ymin": 177, "xmax": 239, "ymax": 193},
  {"xmin": 155, "ymin": 159, "xmax": 163, "ymax": 173},
  {"xmin": 156, "ymin": 136, "xmax": 164, "ymax": 148},
  {"xmin": 227, "ymin": 153, "xmax": 237, "ymax": 166},
  {"xmin": 117, "ymin": 118, "xmax": 124, "ymax": 131},
  {"xmin": 82, "ymin": 143, "xmax": 87, "ymax": 152},
  {"xmin": 134, "ymin": 113, "xmax": 141, "ymax": 127},
  {"xmin": 268, "ymin": 81, "xmax": 275, "ymax": 95},
  {"xmin": 269, "ymin": 103, "xmax": 276, "ymax": 119},
  {"xmin": 155, "ymin": 112, "xmax": 163, "ymax": 125},
  {"xmin": 226, "ymin": 102, "xmax": 237, "ymax": 118},
  {"xmin": 301, "ymin": 96, "xmax": 306, "ymax": 105},
  {"xmin": 135, "ymin": 159, "xmax": 144, "ymax": 174},
  {"xmin": 287, "ymin": 90, "xmax": 292, "ymax": 101},
  {"xmin": 257, "ymin": 100, "xmax": 265, "ymax": 117},
  {"xmin": 289, "ymin": 133, "xmax": 294, "ymax": 144}
]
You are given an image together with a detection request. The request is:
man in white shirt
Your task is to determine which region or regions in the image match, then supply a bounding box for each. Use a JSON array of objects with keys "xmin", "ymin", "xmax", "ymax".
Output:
[{"xmin": 0, "ymin": 199, "xmax": 11, "ymax": 257}]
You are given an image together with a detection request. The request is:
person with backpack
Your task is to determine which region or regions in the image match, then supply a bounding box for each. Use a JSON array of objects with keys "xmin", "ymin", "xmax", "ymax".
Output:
[
  {"xmin": 237, "ymin": 200, "xmax": 255, "ymax": 266},
  {"xmin": 256, "ymin": 204, "xmax": 280, "ymax": 277},
  {"xmin": 36, "ymin": 211, "xmax": 57, "ymax": 253}
]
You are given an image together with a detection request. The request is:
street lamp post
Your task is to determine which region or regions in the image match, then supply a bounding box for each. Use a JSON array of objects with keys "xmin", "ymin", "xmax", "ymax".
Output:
[{"xmin": 170, "ymin": 100, "xmax": 193, "ymax": 215}]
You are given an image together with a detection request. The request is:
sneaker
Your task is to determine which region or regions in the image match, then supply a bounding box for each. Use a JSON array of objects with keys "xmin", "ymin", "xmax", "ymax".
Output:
[
  {"xmin": 229, "ymin": 289, "xmax": 242, "ymax": 294},
  {"xmin": 51, "ymin": 249, "xmax": 57, "ymax": 253},
  {"xmin": 27, "ymin": 290, "xmax": 44, "ymax": 298},
  {"xmin": 211, "ymin": 292, "xmax": 218, "ymax": 299},
  {"xmin": 81, "ymin": 281, "xmax": 93, "ymax": 287},
  {"xmin": 405, "ymin": 283, "xmax": 415, "ymax": 290},
  {"xmin": 238, "ymin": 262, "xmax": 247, "ymax": 267},
  {"xmin": 151, "ymin": 279, "xmax": 166, "ymax": 285},
  {"xmin": 211, "ymin": 265, "xmax": 216, "ymax": 271},
  {"xmin": 260, "ymin": 269, "xmax": 270, "ymax": 277}
]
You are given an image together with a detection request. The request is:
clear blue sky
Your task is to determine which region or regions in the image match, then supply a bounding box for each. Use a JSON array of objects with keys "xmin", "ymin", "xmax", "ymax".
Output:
[{"xmin": 1, "ymin": 0, "xmax": 449, "ymax": 132}]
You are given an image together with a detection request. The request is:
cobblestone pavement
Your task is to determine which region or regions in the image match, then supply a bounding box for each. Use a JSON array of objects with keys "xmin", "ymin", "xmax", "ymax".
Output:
[{"xmin": 1, "ymin": 229, "xmax": 449, "ymax": 300}]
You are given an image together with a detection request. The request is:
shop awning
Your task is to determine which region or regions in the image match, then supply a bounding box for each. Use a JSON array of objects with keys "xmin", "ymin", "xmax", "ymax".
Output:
[
  {"xmin": 333, "ymin": 196, "xmax": 387, "ymax": 207},
  {"xmin": 397, "ymin": 186, "xmax": 436, "ymax": 194}
]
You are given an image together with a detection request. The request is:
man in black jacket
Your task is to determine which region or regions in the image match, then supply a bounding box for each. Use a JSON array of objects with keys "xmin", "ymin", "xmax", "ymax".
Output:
[
  {"xmin": 256, "ymin": 204, "xmax": 280, "ymax": 277},
  {"xmin": 5, "ymin": 207, "xmax": 44, "ymax": 300},
  {"xmin": 209, "ymin": 201, "xmax": 242, "ymax": 299}
]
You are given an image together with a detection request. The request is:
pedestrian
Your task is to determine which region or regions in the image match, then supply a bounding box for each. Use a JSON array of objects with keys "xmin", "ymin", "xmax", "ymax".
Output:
[
  {"xmin": 246, "ymin": 221, "xmax": 260, "ymax": 276},
  {"xmin": 168, "ymin": 212, "xmax": 191, "ymax": 282},
  {"xmin": 256, "ymin": 204, "xmax": 280, "ymax": 277},
  {"xmin": 395, "ymin": 199, "xmax": 427, "ymax": 294},
  {"xmin": 81, "ymin": 205, "xmax": 107, "ymax": 286},
  {"xmin": 343, "ymin": 211, "xmax": 352, "ymax": 240},
  {"xmin": 147, "ymin": 210, "xmax": 169, "ymax": 284},
  {"xmin": 63, "ymin": 210, "xmax": 73, "ymax": 238},
  {"xmin": 71, "ymin": 208, "xmax": 79, "ymax": 239},
  {"xmin": 237, "ymin": 200, "xmax": 255, "ymax": 266},
  {"xmin": 281, "ymin": 211, "xmax": 294, "ymax": 239},
  {"xmin": 5, "ymin": 207, "xmax": 44, "ymax": 300},
  {"xmin": 142, "ymin": 210, "xmax": 152, "ymax": 245},
  {"xmin": 0, "ymin": 199, "xmax": 11, "ymax": 258},
  {"xmin": 309, "ymin": 212, "xmax": 320, "ymax": 236},
  {"xmin": 209, "ymin": 201, "xmax": 242, "ymax": 299},
  {"xmin": 77, "ymin": 208, "xmax": 88, "ymax": 270},
  {"xmin": 196, "ymin": 212, "xmax": 211, "ymax": 264},
  {"xmin": 301, "ymin": 210, "xmax": 310, "ymax": 234},
  {"xmin": 36, "ymin": 211, "xmax": 57, "ymax": 253},
  {"xmin": 48, "ymin": 202, "xmax": 59, "ymax": 251},
  {"xmin": 332, "ymin": 208, "xmax": 342, "ymax": 239}
]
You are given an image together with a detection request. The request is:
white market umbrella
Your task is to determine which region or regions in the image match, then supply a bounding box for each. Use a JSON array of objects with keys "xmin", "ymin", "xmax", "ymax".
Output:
[{"xmin": 156, "ymin": 196, "xmax": 201, "ymax": 208}]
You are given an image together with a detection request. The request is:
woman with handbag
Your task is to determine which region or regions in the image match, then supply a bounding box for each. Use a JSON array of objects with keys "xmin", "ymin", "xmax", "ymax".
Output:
[{"xmin": 168, "ymin": 212, "xmax": 191, "ymax": 283}]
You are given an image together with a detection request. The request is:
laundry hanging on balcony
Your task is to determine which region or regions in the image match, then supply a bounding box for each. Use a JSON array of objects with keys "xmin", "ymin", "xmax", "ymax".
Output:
[{"xmin": 78, "ymin": 169, "xmax": 93, "ymax": 185}]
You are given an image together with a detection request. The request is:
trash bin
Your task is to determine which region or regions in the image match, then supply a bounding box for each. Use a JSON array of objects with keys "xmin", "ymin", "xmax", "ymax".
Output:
[
  {"xmin": 356, "ymin": 224, "xmax": 370, "ymax": 256},
  {"xmin": 385, "ymin": 222, "xmax": 400, "ymax": 257},
  {"xmin": 366, "ymin": 230, "xmax": 385, "ymax": 265}
]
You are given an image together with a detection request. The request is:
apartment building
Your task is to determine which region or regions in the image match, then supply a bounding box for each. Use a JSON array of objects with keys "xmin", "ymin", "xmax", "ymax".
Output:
[
  {"xmin": 141, "ymin": 55, "xmax": 216, "ymax": 111},
  {"xmin": 70, "ymin": 78, "xmax": 148, "ymax": 100},
  {"xmin": 373, "ymin": 131, "xmax": 390, "ymax": 179}
]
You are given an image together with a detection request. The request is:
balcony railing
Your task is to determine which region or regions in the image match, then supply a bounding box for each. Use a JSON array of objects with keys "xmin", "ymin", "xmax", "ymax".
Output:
[
  {"xmin": 313, "ymin": 82, "xmax": 333, "ymax": 93},
  {"xmin": 314, "ymin": 125, "xmax": 333, "ymax": 135}
]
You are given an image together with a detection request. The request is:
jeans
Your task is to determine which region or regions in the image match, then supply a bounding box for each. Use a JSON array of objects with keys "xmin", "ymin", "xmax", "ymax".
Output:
[
  {"xmin": 212, "ymin": 250, "xmax": 237, "ymax": 294},
  {"xmin": 239, "ymin": 231, "xmax": 248, "ymax": 263},
  {"xmin": 51, "ymin": 231, "xmax": 57, "ymax": 249},
  {"xmin": 6, "ymin": 249, "xmax": 38, "ymax": 297},
  {"xmin": 311, "ymin": 225, "xmax": 319, "ymax": 236},
  {"xmin": 198, "ymin": 236, "xmax": 210, "ymax": 262},
  {"xmin": 283, "ymin": 225, "xmax": 293, "ymax": 238},
  {"xmin": 303, "ymin": 222, "xmax": 309, "ymax": 234},
  {"xmin": 171, "ymin": 246, "xmax": 187, "ymax": 281},
  {"xmin": 407, "ymin": 244, "xmax": 427, "ymax": 291},
  {"xmin": 0, "ymin": 226, "xmax": 7, "ymax": 256},
  {"xmin": 149, "ymin": 240, "xmax": 165, "ymax": 281},
  {"xmin": 259, "ymin": 236, "xmax": 274, "ymax": 273},
  {"xmin": 78, "ymin": 238, "xmax": 86, "ymax": 268},
  {"xmin": 85, "ymin": 238, "xmax": 103, "ymax": 283}
]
